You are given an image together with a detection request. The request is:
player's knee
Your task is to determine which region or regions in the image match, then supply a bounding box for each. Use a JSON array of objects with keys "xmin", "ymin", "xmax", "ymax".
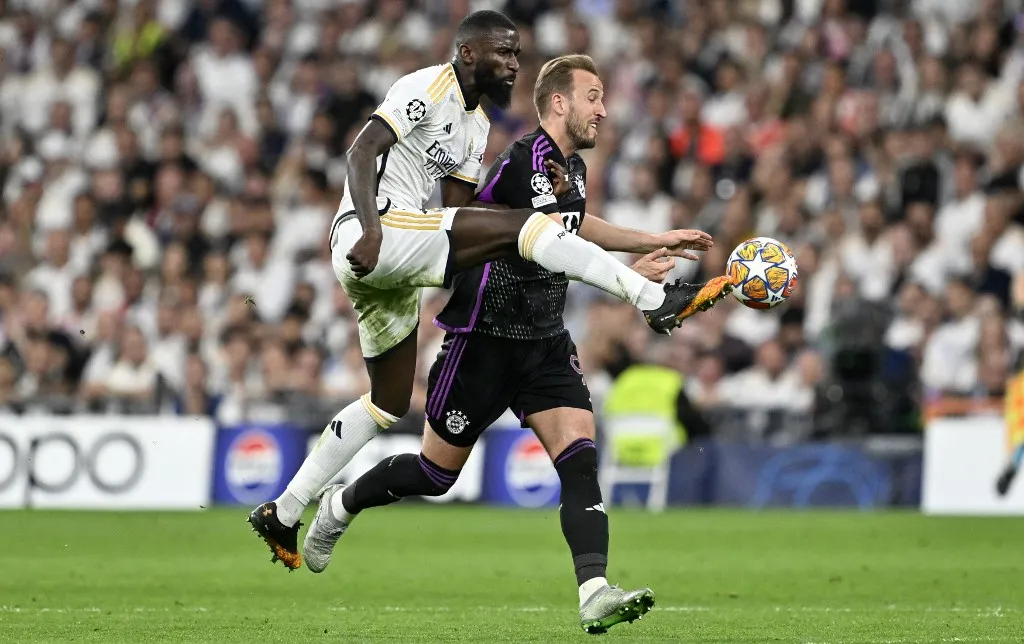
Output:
[
  {"xmin": 553, "ymin": 437, "xmax": 599, "ymax": 481},
  {"xmin": 388, "ymin": 400, "xmax": 411, "ymax": 418},
  {"xmin": 369, "ymin": 392, "xmax": 410, "ymax": 419},
  {"xmin": 415, "ymin": 452, "xmax": 460, "ymax": 496}
]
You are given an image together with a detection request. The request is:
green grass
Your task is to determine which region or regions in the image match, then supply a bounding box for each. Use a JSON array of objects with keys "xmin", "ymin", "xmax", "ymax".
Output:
[{"xmin": 1, "ymin": 506, "xmax": 1023, "ymax": 643}]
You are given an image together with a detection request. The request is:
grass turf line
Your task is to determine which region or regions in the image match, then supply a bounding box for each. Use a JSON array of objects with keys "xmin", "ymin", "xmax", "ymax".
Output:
[{"xmin": 1, "ymin": 507, "xmax": 1022, "ymax": 643}]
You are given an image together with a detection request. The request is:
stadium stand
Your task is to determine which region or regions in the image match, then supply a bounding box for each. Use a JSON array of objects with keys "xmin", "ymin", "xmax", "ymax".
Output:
[{"xmin": 1, "ymin": 0, "xmax": 1023, "ymax": 445}]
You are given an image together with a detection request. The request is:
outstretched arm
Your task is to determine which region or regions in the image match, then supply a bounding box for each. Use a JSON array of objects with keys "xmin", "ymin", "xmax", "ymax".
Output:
[
  {"xmin": 578, "ymin": 214, "xmax": 659, "ymax": 253},
  {"xmin": 578, "ymin": 214, "xmax": 713, "ymax": 260},
  {"xmin": 544, "ymin": 160, "xmax": 713, "ymax": 259}
]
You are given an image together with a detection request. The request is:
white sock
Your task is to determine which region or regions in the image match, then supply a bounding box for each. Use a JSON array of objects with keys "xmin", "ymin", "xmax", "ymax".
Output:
[
  {"xmin": 273, "ymin": 394, "xmax": 399, "ymax": 527},
  {"xmin": 519, "ymin": 213, "xmax": 666, "ymax": 311},
  {"xmin": 329, "ymin": 486, "xmax": 355, "ymax": 523},
  {"xmin": 579, "ymin": 577, "xmax": 608, "ymax": 607}
]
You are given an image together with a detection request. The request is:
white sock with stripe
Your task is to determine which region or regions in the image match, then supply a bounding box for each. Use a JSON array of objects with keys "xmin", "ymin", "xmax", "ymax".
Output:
[
  {"xmin": 518, "ymin": 213, "xmax": 666, "ymax": 311},
  {"xmin": 274, "ymin": 394, "xmax": 399, "ymax": 527}
]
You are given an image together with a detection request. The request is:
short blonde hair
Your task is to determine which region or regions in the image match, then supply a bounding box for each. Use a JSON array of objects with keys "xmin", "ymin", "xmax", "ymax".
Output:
[{"xmin": 533, "ymin": 54, "xmax": 599, "ymax": 118}]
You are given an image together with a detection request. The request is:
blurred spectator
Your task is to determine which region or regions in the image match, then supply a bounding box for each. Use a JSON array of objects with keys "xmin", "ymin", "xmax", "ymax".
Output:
[
  {"xmin": 1, "ymin": 0, "xmax": 1024, "ymax": 439},
  {"xmin": 717, "ymin": 340, "xmax": 814, "ymax": 412},
  {"xmin": 101, "ymin": 324, "xmax": 159, "ymax": 412}
]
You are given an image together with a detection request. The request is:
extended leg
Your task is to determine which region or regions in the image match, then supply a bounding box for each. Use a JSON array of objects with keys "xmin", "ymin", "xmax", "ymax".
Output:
[
  {"xmin": 247, "ymin": 331, "xmax": 417, "ymax": 570},
  {"xmin": 449, "ymin": 208, "xmax": 663, "ymax": 308},
  {"xmin": 529, "ymin": 407, "xmax": 655, "ymax": 634},
  {"xmin": 340, "ymin": 424, "xmax": 470, "ymax": 514},
  {"xmin": 449, "ymin": 207, "xmax": 732, "ymax": 333},
  {"xmin": 529, "ymin": 408, "xmax": 608, "ymax": 592},
  {"xmin": 302, "ymin": 423, "xmax": 473, "ymax": 573}
]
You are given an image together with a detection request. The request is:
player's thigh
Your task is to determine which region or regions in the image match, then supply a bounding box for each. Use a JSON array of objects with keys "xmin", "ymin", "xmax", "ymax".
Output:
[
  {"xmin": 425, "ymin": 333, "xmax": 517, "ymax": 449},
  {"xmin": 526, "ymin": 407, "xmax": 597, "ymax": 462},
  {"xmin": 513, "ymin": 334, "xmax": 595, "ymax": 461},
  {"xmin": 333, "ymin": 227, "xmax": 422, "ymax": 358},
  {"xmin": 342, "ymin": 277, "xmax": 420, "ymax": 363},
  {"xmin": 448, "ymin": 206, "xmax": 545, "ymax": 272},
  {"xmin": 420, "ymin": 421, "xmax": 474, "ymax": 471}
]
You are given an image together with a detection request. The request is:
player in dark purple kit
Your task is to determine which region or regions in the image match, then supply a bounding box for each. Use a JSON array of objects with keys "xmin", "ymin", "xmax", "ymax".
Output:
[{"xmin": 301, "ymin": 55, "xmax": 728, "ymax": 633}]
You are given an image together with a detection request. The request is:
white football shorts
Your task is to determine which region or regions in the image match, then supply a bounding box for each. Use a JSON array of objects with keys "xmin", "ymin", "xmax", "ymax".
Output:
[{"xmin": 330, "ymin": 198, "xmax": 459, "ymax": 360}]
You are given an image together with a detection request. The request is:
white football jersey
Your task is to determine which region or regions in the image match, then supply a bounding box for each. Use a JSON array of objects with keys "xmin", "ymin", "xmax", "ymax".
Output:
[{"xmin": 337, "ymin": 63, "xmax": 490, "ymax": 214}]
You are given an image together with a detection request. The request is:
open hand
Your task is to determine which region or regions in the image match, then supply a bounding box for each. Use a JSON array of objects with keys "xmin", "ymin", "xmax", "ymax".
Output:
[
  {"xmin": 631, "ymin": 247, "xmax": 676, "ymax": 283},
  {"xmin": 654, "ymin": 229, "xmax": 714, "ymax": 261}
]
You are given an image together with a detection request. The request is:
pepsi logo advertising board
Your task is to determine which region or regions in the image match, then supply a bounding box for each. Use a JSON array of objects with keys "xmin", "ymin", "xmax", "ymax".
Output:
[
  {"xmin": 481, "ymin": 428, "xmax": 561, "ymax": 507},
  {"xmin": 213, "ymin": 425, "xmax": 308, "ymax": 505}
]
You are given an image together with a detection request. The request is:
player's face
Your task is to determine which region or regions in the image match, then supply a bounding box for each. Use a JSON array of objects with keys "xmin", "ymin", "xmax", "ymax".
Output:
[
  {"xmin": 474, "ymin": 30, "xmax": 520, "ymax": 109},
  {"xmin": 565, "ymin": 70, "xmax": 606, "ymax": 150}
]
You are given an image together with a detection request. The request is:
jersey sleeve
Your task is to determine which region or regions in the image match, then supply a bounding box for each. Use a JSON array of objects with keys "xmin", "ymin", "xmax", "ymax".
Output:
[
  {"xmin": 370, "ymin": 70, "xmax": 440, "ymax": 142},
  {"xmin": 475, "ymin": 143, "xmax": 560, "ymax": 213},
  {"xmin": 449, "ymin": 126, "xmax": 488, "ymax": 186}
]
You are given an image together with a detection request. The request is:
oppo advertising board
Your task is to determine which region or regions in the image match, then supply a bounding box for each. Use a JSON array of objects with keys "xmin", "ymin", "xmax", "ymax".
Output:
[
  {"xmin": 923, "ymin": 416, "xmax": 1024, "ymax": 515},
  {"xmin": 0, "ymin": 416, "xmax": 215, "ymax": 510}
]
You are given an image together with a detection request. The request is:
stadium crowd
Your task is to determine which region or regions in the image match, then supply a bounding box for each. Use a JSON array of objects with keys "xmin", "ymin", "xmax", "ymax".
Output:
[{"xmin": 0, "ymin": 0, "xmax": 1022, "ymax": 441}]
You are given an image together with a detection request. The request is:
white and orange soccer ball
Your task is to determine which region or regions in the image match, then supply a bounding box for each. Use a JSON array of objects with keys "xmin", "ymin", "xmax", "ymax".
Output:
[{"xmin": 725, "ymin": 236, "xmax": 798, "ymax": 309}]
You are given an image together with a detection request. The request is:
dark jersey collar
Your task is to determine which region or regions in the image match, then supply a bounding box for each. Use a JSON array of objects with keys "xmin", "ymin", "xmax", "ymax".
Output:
[{"xmin": 533, "ymin": 125, "xmax": 571, "ymax": 165}]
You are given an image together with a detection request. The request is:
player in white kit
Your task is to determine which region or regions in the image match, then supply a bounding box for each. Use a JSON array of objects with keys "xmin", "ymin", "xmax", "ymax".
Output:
[{"xmin": 248, "ymin": 11, "xmax": 733, "ymax": 569}]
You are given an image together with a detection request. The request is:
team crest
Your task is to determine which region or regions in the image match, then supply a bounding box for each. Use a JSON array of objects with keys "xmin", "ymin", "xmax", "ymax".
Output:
[
  {"xmin": 406, "ymin": 99, "xmax": 426, "ymax": 122},
  {"xmin": 531, "ymin": 172, "xmax": 553, "ymax": 195},
  {"xmin": 446, "ymin": 410, "xmax": 469, "ymax": 435},
  {"xmin": 572, "ymin": 174, "xmax": 586, "ymax": 198}
]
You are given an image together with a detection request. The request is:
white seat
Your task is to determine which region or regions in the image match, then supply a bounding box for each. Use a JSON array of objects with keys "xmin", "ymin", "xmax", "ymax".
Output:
[{"xmin": 598, "ymin": 413, "xmax": 678, "ymax": 513}]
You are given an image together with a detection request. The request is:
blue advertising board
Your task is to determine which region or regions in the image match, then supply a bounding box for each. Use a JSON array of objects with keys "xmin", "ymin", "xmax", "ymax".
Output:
[
  {"xmin": 480, "ymin": 428, "xmax": 561, "ymax": 507},
  {"xmin": 212, "ymin": 425, "xmax": 310, "ymax": 505},
  {"xmin": 661, "ymin": 442, "xmax": 922, "ymax": 508},
  {"xmin": 207, "ymin": 421, "xmax": 922, "ymax": 509}
]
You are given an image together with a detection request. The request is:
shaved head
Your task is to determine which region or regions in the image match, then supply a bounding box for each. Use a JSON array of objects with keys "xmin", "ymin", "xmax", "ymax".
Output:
[{"xmin": 454, "ymin": 10, "xmax": 517, "ymax": 49}]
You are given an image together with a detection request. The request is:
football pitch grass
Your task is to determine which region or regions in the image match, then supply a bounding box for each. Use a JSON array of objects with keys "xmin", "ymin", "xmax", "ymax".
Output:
[{"xmin": 2, "ymin": 507, "xmax": 1023, "ymax": 643}]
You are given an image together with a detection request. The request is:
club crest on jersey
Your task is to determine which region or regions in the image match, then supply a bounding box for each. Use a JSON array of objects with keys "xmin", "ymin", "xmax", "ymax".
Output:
[
  {"xmin": 531, "ymin": 172, "xmax": 553, "ymax": 195},
  {"xmin": 572, "ymin": 174, "xmax": 586, "ymax": 198},
  {"xmin": 446, "ymin": 410, "xmax": 469, "ymax": 435},
  {"xmin": 406, "ymin": 99, "xmax": 426, "ymax": 122}
]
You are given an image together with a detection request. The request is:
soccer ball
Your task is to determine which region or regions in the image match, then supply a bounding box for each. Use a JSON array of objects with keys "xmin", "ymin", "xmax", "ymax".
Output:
[{"xmin": 726, "ymin": 237, "xmax": 798, "ymax": 309}]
